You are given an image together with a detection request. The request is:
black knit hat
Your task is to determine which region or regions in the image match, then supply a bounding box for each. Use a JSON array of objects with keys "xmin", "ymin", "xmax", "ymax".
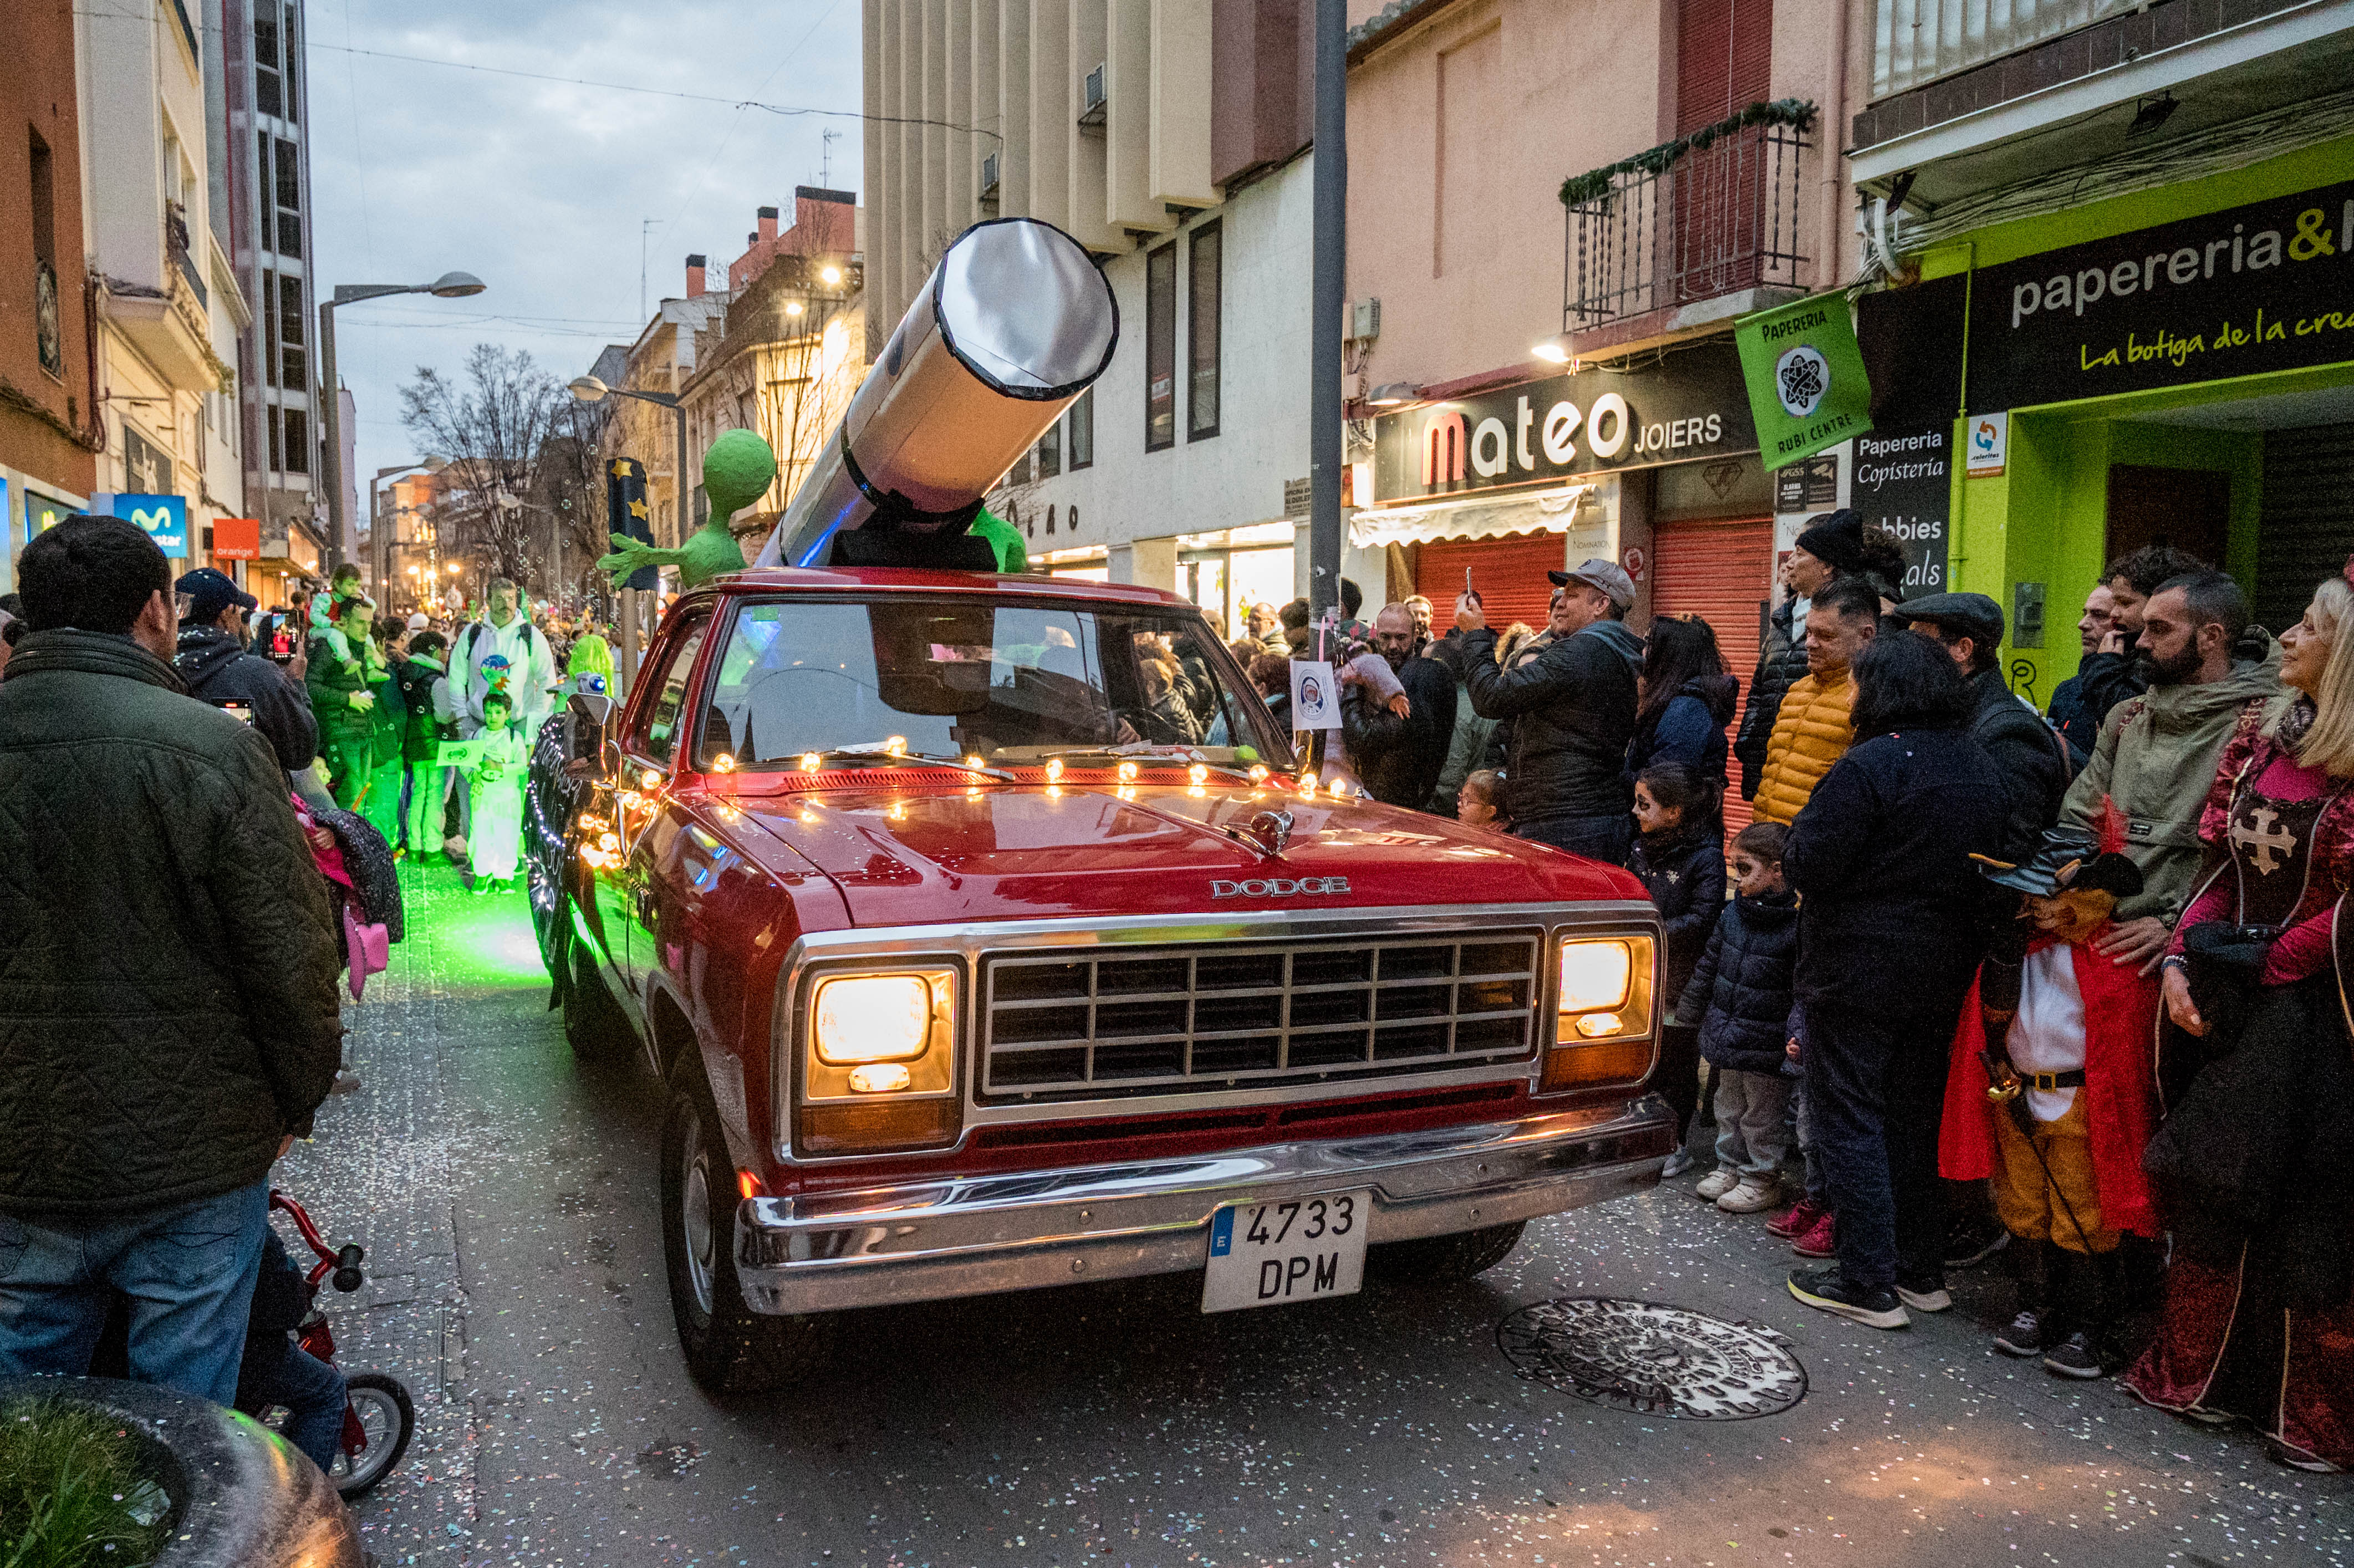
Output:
[{"xmin": 1792, "ymin": 509, "xmax": 1866, "ymax": 574}]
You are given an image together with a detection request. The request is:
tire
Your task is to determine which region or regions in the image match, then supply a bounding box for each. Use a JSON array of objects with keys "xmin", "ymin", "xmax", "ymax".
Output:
[
  {"xmin": 1368, "ymin": 1220, "xmax": 1527, "ymax": 1285},
  {"xmin": 329, "ymin": 1373, "xmax": 415, "ymax": 1498},
  {"xmin": 660, "ymin": 1063, "xmax": 831, "ymax": 1394},
  {"xmin": 561, "ymin": 923, "xmax": 636, "ymax": 1064}
]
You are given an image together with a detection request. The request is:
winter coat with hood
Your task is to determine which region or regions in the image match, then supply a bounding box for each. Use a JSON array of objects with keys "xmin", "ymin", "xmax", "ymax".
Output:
[
  {"xmin": 1677, "ymin": 888, "xmax": 1800, "ymax": 1074},
  {"xmin": 1627, "ymin": 671, "xmax": 1740, "ymax": 789},
  {"xmin": 1784, "ymin": 716, "xmax": 2008, "ymax": 1025},
  {"xmin": 173, "ymin": 621, "xmax": 318, "ymax": 779},
  {"xmin": 1733, "ymin": 597, "xmax": 1807, "ymax": 800},
  {"xmin": 1627, "ymin": 822, "xmax": 1725, "ymax": 1009},
  {"xmin": 1752, "ymin": 666, "xmax": 1854, "ymax": 824},
  {"xmin": 0, "ymin": 630, "xmax": 343, "ymax": 1217},
  {"xmin": 1966, "ymin": 664, "xmax": 2074, "ymax": 865},
  {"xmin": 2057, "ymin": 632, "xmax": 2281, "ymax": 925},
  {"xmin": 304, "ymin": 624, "xmax": 376, "ymax": 746},
  {"xmin": 1458, "ymin": 618, "xmax": 1643, "ymax": 824}
]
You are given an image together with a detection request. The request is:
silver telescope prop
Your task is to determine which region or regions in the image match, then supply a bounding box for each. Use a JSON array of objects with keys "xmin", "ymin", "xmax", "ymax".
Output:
[{"xmin": 756, "ymin": 217, "xmax": 1118, "ymax": 569}]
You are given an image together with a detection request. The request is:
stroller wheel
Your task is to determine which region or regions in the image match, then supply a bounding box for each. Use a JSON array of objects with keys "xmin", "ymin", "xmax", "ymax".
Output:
[{"xmin": 332, "ymin": 1373, "xmax": 416, "ymax": 1498}]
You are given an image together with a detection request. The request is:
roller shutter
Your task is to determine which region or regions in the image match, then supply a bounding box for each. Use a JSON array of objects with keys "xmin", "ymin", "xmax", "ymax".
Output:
[
  {"xmin": 2255, "ymin": 424, "xmax": 2354, "ymax": 638},
  {"xmin": 1651, "ymin": 516, "xmax": 1773, "ymax": 837},
  {"xmin": 1416, "ymin": 532, "xmax": 1568, "ymax": 636}
]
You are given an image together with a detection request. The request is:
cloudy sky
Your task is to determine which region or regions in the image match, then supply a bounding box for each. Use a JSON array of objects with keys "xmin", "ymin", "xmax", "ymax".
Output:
[{"xmin": 304, "ymin": 0, "xmax": 864, "ymax": 491}]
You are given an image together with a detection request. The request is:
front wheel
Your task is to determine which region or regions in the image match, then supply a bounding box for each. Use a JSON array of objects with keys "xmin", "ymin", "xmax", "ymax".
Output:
[
  {"xmin": 330, "ymin": 1373, "xmax": 415, "ymax": 1498},
  {"xmin": 660, "ymin": 1067, "xmax": 831, "ymax": 1394},
  {"xmin": 1368, "ymin": 1221, "xmax": 1527, "ymax": 1285}
]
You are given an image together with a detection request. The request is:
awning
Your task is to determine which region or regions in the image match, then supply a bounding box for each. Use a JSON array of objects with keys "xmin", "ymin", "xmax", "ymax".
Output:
[{"xmin": 1348, "ymin": 483, "xmax": 1597, "ymax": 549}]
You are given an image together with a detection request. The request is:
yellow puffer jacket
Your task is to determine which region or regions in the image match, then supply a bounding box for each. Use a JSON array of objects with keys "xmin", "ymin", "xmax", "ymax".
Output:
[{"xmin": 1753, "ymin": 668, "xmax": 1855, "ymax": 824}]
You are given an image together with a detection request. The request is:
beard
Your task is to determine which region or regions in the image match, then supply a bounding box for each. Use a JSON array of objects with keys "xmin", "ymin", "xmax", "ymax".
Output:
[{"xmin": 2144, "ymin": 640, "xmax": 2201, "ymax": 686}]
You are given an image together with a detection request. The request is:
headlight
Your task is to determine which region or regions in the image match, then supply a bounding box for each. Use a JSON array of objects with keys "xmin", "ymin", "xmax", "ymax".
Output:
[
  {"xmin": 798, "ymin": 966, "xmax": 961, "ymax": 1155},
  {"xmin": 1545, "ymin": 933, "xmax": 1657, "ymax": 1093},
  {"xmin": 814, "ymin": 975, "xmax": 936, "ymax": 1065}
]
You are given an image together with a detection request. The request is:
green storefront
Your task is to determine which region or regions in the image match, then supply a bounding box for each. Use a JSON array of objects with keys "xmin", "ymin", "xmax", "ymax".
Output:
[{"xmin": 1863, "ymin": 136, "xmax": 2354, "ymax": 705}]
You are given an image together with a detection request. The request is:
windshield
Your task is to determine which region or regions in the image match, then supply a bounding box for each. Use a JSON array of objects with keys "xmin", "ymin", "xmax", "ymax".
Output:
[{"xmin": 692, "ymin": 597, "xmax": 1290, "ymax": 770}]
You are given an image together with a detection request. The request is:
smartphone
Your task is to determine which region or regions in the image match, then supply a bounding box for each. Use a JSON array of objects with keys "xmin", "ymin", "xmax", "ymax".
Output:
[
  {"xmin": 216, "ymin": 700, "xmax": 254, "ymax": 725},
  {"xmin": 1464, "ymin": 567, "xmax": 1480, "ymax": 608}
]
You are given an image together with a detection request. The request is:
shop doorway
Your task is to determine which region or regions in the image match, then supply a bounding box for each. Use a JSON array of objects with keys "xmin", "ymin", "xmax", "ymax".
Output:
[
  {"xmin": 2255, "ymin": 421, "xmax": 2354, "ymax": 633},
  {"xmin": 2105, "ymin": 465, "xmax": 2231, "ymax": 570}
]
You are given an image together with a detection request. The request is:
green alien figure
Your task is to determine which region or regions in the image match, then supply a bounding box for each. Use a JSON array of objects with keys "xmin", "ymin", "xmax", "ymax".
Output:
[{"xmin": 599, "ymin": 427, "xmax": 779, "ymax": 590}]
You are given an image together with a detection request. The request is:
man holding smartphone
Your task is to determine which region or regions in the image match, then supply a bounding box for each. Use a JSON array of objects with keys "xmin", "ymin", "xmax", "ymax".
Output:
[{"xmin": 172, "ymin": 567, "xmax": 323, "ymax": 803}]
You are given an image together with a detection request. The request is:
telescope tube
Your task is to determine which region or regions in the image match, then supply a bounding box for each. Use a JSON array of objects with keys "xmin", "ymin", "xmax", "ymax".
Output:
[{"xmin": 756, "ymin": 217, "xmax": 1118, "ymax": 569}]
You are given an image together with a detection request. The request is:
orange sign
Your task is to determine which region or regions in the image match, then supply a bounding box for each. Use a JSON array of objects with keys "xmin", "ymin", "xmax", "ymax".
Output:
[{"xmin": 212, "ymin": 517, "xmax": 261, "ymax": 559}]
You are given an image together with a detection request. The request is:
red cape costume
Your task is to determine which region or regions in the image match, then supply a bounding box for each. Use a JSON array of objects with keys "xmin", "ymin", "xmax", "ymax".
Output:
[{"xmin": 1938, "ymin": 930, "xmax": 2163, "ymax": 1241}]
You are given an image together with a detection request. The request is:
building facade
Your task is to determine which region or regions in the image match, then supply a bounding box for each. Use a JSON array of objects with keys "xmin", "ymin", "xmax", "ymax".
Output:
[
  {"xmin": 0, "ymin": 0, "xmax": 99, "ymax": 593},
  {"xmin": 1846, "ymin": 0, "xmax": 2354, "ymax": 704},
  {"xmin": 866, "ymin": 0, "xmax": 1335, "ymax": 628}
]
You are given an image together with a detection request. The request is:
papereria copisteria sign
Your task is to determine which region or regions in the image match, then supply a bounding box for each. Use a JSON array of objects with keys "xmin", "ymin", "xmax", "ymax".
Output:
[{"xmin": 1368, "ymin": 339, "xmax": 1757, "ymax": 506}]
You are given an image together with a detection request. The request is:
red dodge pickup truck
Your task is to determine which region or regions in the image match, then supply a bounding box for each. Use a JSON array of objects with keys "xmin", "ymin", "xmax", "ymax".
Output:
[{"xmin": 528, "ymin": 566, "xmax": 1674, "ymax": 1392}]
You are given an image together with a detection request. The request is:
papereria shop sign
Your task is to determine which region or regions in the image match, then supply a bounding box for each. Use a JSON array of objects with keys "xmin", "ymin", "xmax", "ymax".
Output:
[
  {"xmin": 1967, "ymin": 179, "xmax": 2354, "ymax": 410},
  {"xmin": 1369, "ymin": 339, "xmax": 1756, "ymax": 505}
]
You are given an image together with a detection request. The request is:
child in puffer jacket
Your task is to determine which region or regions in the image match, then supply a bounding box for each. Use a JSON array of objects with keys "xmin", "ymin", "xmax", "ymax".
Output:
[
  {"xmin": 1628, "ymin": 762, "xmax": 1727, "ymax": 1173},
  {"xmin": 1679, "ymin": 820, "xmax": 1801, "ymax": 1215}
]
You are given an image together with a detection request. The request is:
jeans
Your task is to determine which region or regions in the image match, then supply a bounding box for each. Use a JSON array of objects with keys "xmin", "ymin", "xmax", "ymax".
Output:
[
  {"xmin": 241, "ymin": 1335, "xmax": 348, "ymax": 1473},
  {"xmin": 1713, "ymin": 1067, "xmax": 1794, "ymax": 1175},
  {"xmin": 1516, "ymin": 811, "xmax": 1632, "ymax": 866},
  {"xmin": 0, "ymin": 1183, "xmax": 270, "ymax": 1405},
  {"xmin": 1804, "ymin": 1003, "xmax": 1953, "ymax": 1289}
]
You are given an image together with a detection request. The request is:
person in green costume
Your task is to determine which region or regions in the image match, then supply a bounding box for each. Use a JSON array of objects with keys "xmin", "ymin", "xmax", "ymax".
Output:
[
  {"xmin": 972, "ymin": 505, "xmax": 1028, "ymax": 573},
  {"xmin": 599, "ymin": 429, "xmax": 779, "ymax": 590}
]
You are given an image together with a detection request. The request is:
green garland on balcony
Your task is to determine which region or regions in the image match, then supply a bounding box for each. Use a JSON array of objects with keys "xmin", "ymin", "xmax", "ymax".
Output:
[{"xmin": 1558, "ymin": 98, "xmax": 1818, "ymax": 208}]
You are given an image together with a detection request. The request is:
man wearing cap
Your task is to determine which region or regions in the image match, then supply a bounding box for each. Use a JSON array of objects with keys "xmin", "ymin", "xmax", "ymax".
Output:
[
  {"xmin": 1453, "ymin": 558, "xmax": 1643, "ymax": 863},
  {"xmin": 173, "ymin": 567, "xmax": 321, "ymax": 798},
  {"xmin": 1900, "ymin": 590, "xmax": 2073, "ymax": 865}
]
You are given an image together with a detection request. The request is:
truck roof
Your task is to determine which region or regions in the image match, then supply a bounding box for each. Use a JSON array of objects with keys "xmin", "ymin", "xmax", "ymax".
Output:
[{"xmin": 711, "ymin": 566, "xmax": 1194, "ymax": 609}]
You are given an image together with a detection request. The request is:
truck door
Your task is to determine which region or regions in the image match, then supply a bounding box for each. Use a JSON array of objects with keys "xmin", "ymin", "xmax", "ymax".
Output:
[{"xmin": 617, "ymin": 611, "xmax": 712, "ymax": 997}]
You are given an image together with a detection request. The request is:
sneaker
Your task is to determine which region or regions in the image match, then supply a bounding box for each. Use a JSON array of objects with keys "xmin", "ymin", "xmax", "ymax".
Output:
[
  {"xmin": 1787, "ymin": 1265, "xmax": 1909, "ymax": 1330},
  {"xmin": 1896, "ymin": 1272, "xmax": 1952, "ymax": 1313},
  {"xmin": 2041, "ymin": 1330, "xmax": 2107, "ymax": 1379},
  {"xmin": 1695, "ymin": 1166, "xmax": 1743, "ymax": 1202},
  {"xmin": 1660, "ymin": 1147, "xmax": 1695, "ymax": 1178},
  {"xmin": 1791, "ymin": 1211, "xmax": 1838, "ymax": 1258},
  {"xmin": 1717, "ymin": 1175, "xmax": 1782, "ymax": 1214},
  {"xmin": 1993, "ymin": 1309, "xmax": 2048, "ymax": 1357},
  {"xmin": 1767, "ymin": 1198, "xmax": 1827, "ymax": 1239},
  {"xmin": 1944, "ymin": 1216, "xmax": 2010, "ymax": 1269}
]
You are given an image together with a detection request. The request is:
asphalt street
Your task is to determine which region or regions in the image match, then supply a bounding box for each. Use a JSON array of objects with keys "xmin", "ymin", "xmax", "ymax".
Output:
[{"xmin": 282, "ymin": 861, "xmax": 2352, "ymax": 1567}]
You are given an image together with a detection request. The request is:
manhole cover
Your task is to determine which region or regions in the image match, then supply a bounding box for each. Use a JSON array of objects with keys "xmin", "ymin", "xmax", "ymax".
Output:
[{"xmin": 1496, "ymin": 1297, "xmax": 1806, "ymax": 1420}]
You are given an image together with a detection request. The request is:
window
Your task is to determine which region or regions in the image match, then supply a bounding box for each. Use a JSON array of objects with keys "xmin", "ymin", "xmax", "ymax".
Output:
[
  {"xmin": 276, "ymin": 273, "xmax": 304, "ymax": 392},
  {"xmin": 262, "ymin": 273, "xmax": 279, "ymax": 381},
  {"xmin": 124, "ymin": 425, "xmax": 173, "ymax": 494},
  {"xmin": 1067, "ymin": 387, "xmax": 1094, "ymax": 470},
  {"xmin": 281, "ymin": 407, "xmax": 308, "ymax": 474},
  {"xmin": 254, "ymin": 11, "xmax": 281, "ymax": 117},
  {"xmin": 1035, "ymin": 419, "xmax": 1061, "ymax": 479},
  {"xmin": 256, "ymin": 134, "xmax": 273, "ymax": 252},
  {"xmin": 639, "ymin": 615, "xmax": 711, "ymax": 765},
  {"xmin": 1188, "ymin": 221, "xmax": 1221, "ymax": 440},
  {"xmin": 268, "ymin": 404, "xmax": 281, "ymax": 472},
  {"xmin": 281, "ymin": 6, "xmax": 299, "ymax": 123},
  {"xmin": 273, "ymin": 136, "xmax": 300, "ymax": 258},
  {"xmin": 30, "ymin": 129, "xmax": 59, "ymax": 381},
  {"xmin": 1144, "ymin": 242, "xmax": 1176, "ymax": 451}
]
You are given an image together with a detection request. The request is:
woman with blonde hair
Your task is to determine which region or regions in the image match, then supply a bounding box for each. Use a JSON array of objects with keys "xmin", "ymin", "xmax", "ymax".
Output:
[{"xmin": 2129, "ymin": 566, "xmax": 2354, "ymax": 1472}]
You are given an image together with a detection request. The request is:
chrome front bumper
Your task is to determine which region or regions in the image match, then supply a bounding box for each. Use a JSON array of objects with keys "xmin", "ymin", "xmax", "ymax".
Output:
[{"xmin": 734, "ymin": 1096, "xmax": 1675, "ymax": 1315}]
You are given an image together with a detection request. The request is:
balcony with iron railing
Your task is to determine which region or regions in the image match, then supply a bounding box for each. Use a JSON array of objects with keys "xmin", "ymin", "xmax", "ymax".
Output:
[{"xmin": 1556, "ymin": 100, "xmax": 1814, "ymax": 340}]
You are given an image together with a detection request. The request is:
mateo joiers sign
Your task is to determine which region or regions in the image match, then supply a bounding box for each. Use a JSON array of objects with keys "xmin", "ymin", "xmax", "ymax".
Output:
[{"xmin": 1369, "ymin": 340, "xmax": 1756, "ymax": 504}]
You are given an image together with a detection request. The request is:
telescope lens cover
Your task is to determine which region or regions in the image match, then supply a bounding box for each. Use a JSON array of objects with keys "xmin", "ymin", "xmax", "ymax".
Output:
[{"xmin": 934, "ymin": 219, "xmax": 1119, "ymax": 400}]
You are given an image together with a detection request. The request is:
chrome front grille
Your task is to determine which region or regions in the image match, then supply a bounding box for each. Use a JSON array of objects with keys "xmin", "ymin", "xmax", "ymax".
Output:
[{"xmin": 979, "ymin": 931, "xmax": 1543, "ymax": 1101}]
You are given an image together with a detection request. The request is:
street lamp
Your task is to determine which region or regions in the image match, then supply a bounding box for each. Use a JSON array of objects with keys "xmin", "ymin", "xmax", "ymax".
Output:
[
  {"xmin": 318, "ymin": 271, "xmax": 486, "ymax": 580},
  {"xmin": 370, "ymin": 455, "xmax": 446, "ymax": 605}
]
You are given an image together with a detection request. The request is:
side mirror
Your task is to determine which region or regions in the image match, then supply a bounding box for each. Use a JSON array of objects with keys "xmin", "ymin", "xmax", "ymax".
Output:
[{"xmin": 567, "ymin": 691, "xmax": 615, "ymax": 762}]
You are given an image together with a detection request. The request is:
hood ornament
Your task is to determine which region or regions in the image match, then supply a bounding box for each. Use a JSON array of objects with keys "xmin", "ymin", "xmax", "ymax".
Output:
[{"xmin": 1228, "ymin": 808, "xmax": 1295, "ymax": 861}]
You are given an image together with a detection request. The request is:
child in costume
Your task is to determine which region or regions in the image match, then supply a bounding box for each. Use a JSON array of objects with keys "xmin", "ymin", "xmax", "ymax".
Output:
[
  {"xmin": 1939, "ymin": 808, "xmax": 2161, "ymax": 1379},
  {"xmin": 465, "ymin": 689, "xmax": 528, "ymax": 892}
]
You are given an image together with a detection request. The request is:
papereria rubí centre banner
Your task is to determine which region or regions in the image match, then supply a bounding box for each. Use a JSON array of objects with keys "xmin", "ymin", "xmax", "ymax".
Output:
[{"xmin": 1735, "ymin": 293, "xmax": 1874, "ymax": 467}]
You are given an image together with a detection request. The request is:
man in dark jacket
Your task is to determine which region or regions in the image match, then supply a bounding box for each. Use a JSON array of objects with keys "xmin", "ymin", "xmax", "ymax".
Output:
[
  {"xmin": 1898, "ymin": 591, "xmax": 2073, "ymax": 865},
  {"xmin": 0, "ymin": 516, "xmax": 343, "ymax": 1407},
  {"xmin": 1342, "ymin": 604, "xmax": 1457, "ymax": 811},
  {"xmin": 1454, "ymin": 559, "xmax": 1643, "ymax": 863},
  {"xmin": 172, "ymin": 567, "xmax": 319, "ymax": 792},
  {"xmin": 2043, "ymin": 583, "xmax": 2115, "ymax": 767},
  {"xmin": 2070, "ymin": 544, "xmax": 2208, "ymax": 731}
]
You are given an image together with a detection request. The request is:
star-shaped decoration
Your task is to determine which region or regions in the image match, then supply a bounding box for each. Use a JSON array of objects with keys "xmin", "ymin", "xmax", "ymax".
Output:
[
  {"xmin": 610, "ymin": 459, "xmax": 635, "ymax": 477},
  {"xmin": 628, "ymin": 498, "xmax": 650, "ymax": 519}
]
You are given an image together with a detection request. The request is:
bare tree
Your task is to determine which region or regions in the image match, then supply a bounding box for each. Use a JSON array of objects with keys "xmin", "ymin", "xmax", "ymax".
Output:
[{"xmin": 399, "ymin": 344, "xmax": 568, "ymax": 590}]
